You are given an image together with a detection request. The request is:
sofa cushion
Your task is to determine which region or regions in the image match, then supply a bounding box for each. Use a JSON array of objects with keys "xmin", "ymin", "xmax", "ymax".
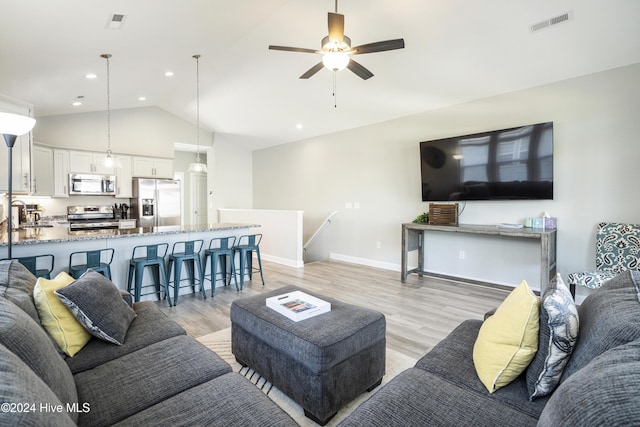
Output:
[
  {"xmin": 0, "ymin": 343, "xmax": 76, "ymax": 427},
  {"xmin": 0, "ymin": 259, "xmax": 40, "ymax": 323},
  {"xmin": 561, "ymin": 270, "xmax": 640, "ymax": 382},
  {"xmin": 473, "ymin": 281, "xmax": 539, "ymax": 393},
  {"xmin": 416, "ymin": 319, "xmax": 549, "ymax": 420},
  {"xmin": 33, "ymin": 272, "xmax": 92, "ymax": 357},
  {"xmin": 55, "ymin": 270, "xmax": 137, "ymax": 345},
  {"xmin": 538, "ymin": 339, "xmax": 640, "ymax": 426},
  {"xmin": 74, "ymin": 334, "xmax": 232, "ymax": 427},
  {"xmin": 338, "ymin": 366, "xmax": 539, "ymax": 427},
  {"xmin": 66, "ymin": 301, "xmax": 186, "ymax": 374},
  {"xmin": 0, "ymin": 297, "xmax": 78, "ymax": 423},
  {"xmin": 526, "ymin": 274, "xmax": 579, "ymax": 400},
  {"xmin": 112, "ymin": 372, "xmax": 298, "ymax": 427}
]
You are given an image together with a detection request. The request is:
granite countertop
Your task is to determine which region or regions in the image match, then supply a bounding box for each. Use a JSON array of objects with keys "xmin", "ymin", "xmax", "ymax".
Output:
[{"xmin": 0, "ymin": 222, "xmax": 259, "ymax": 246}]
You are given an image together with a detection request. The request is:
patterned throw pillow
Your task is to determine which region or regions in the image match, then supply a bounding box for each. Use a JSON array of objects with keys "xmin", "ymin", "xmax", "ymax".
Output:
[
  {"xmin": 55, "ymin": 270, "xmax": 136, "ymax": 345},
  {"xmin": 473, "ymin": 280, "xmax": 540, "ymax": 393},
  {"xmin": 526, "ymin": 273, "xmax": 579, "ymax": 400}
]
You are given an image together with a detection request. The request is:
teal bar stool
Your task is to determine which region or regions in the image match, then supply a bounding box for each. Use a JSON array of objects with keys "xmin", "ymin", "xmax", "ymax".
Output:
[
  {"xmin": 3, "ymin": 255, "xmax": 55, "ymax": 279},
  {"xmin": 127, "ymin": 243, "xmax": 172, "ymax": 307},
  {"xmin": 203, "ymin": 236, "xmax": 238, "ymax": 296},
  {"xmin": 68, "ymin": 249, "xmax": 114, "ymax": 280},
  {"xmin": 167, "ymin": 240, "xmax": 206, "ymax": 305},
  {"xmin": 233, "ymin": 234, "xmax": 264, "ymax": 289}
]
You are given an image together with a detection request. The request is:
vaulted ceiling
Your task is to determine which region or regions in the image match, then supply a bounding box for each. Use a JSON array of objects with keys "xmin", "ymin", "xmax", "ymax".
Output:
[{"xmin": 1, "ymin": 0, "xmax": 639, "ymax": 150}]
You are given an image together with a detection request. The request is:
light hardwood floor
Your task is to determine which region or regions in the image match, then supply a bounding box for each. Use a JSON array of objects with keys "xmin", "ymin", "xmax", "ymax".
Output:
[{"xmin": 154, "ymin": 259, "xmax": 510, "ymax": 360}]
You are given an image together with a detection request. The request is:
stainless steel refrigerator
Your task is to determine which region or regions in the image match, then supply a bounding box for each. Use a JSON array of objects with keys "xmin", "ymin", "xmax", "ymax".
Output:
[{"xmin": 130, "ymin": 178, "xmax": 181, "ymax": 227}]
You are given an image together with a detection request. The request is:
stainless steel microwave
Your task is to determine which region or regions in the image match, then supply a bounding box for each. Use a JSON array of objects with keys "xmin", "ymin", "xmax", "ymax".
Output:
[{"xmin": 69, "ymin": 173, "xmax": 116, "ymax": 196}]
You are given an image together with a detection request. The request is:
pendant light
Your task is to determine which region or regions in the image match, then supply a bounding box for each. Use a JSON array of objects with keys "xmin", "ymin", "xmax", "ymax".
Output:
[
  {"xmin": 101, "ymin": 53, "xmax": 114, "ymax": 168},
  {"xmin": 188, "ymin": 54, "xmax": 207, "ymax": 173}
]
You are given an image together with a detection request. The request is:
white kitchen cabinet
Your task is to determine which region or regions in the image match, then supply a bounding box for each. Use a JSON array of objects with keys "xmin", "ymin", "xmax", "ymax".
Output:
[
  {"xmin": 0, "ymin": 98, "xmax": 32, "ymax": 194},
  {"xmin": 115, "ymin": 155, "xmax": 132, "ymax": 198},
  {"xmin": 32, "ymin": 144, "xmax": 53, "ymax": 196},
  {"xmin": 132, "ymin": 156, "xmax": 173, "ymax": 178},
  {"xmin": 69, "ymin": 150, "xmax": 114, "ymax": 174},
  {"xmin": 53, "ymin": 149, "xmax": 70, "ymax": 197}
]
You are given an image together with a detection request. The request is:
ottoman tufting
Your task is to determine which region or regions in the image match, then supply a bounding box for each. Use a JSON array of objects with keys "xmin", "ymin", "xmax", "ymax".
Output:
[{"xmin": 231, "ymin": 285, "xmax": 386, "ymax": 425}]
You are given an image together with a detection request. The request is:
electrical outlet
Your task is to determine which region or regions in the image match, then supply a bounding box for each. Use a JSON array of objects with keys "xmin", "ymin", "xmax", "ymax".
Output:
[
  {"xmin": 376, "ymin": 241, "xmax": 381, "ymax": 249},
  {"xmin": 459, "ymin": 250, "xmax": 465, "ymax": 260}
]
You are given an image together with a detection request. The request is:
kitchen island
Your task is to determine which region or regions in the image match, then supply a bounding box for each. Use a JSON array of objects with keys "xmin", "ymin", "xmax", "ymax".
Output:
[{"xmin": 0, "ymin": 222, "xmax": 259, "ymax": 297}]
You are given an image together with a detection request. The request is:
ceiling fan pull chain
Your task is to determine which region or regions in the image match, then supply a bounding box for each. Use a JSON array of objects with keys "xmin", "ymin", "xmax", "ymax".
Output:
[{"xmin": 333, "ymin": 71, "xmax": 338, "ymax": 108}]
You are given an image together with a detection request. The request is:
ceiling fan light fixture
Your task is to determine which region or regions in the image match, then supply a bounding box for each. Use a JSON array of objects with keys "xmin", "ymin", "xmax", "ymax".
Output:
[{"xmin": 322, "ymin": 51, "xmax": 350, "ymax": 71}]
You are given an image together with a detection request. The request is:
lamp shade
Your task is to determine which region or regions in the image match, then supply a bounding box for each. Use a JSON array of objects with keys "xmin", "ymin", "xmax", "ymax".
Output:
[{"xmin": 0, "ymin": 112, "xmax": 36, "ymax": 136}]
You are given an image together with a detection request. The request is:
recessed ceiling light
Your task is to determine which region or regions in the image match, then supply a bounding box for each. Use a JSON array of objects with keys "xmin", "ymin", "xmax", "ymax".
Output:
[
  {"xmin": 72, "ymin": 101, "xmax": 82, "ymax": 106},
  {"xmin": 296, "ymin": 123, "xmax": 303, "ymax": 130},
  {"xmin": 165, "ymin": 71, "xmax": 174, "ymax": 77},
  {"xmin": 138, "ymin": 96, "xmax": 147, "ymax": 101},
  {"xmin": 85, "ymin": 73, "xmax": 98, "ymax": 79}
]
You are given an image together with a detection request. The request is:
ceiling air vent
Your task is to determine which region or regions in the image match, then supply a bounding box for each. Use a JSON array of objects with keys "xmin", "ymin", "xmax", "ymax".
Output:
[
  {"xmin": 105, "ymin": 13, "xmax": 128, "ymax": 30},
  {"xmin": 529, "ymin": 11, "xmax": 571, "ymax": 33}
]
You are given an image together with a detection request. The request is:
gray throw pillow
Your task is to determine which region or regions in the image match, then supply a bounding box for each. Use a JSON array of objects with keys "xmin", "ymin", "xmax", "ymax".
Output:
[
  {"xmin": 561, "ymin": 270, "xmax": 640, "ymax": 381},
  {"xmin": 55, "ymin": 270, "xmax": 136, "ymax": 345},
  {"xmin": 526, "ymin": 274, "xmax": 579, "ymax": 400},
  {"xmin": 538, "ymin": 339, "xmax": 640, "ymax": 426}
]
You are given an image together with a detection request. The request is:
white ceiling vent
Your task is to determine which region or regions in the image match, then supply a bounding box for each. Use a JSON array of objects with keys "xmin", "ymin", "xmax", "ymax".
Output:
[
  {"xmin": 529, "ymin": 11, "xmax": 572, "ymax": 33},
  {"xmin": 105, "ymin": 13, "xmax": 128, "ymax": 30}
]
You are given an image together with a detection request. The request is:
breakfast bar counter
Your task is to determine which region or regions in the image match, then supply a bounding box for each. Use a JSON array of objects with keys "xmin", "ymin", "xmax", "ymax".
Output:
[{"xmin": 0, "ymin": 222, "xmax": 259, "ymax": 296}]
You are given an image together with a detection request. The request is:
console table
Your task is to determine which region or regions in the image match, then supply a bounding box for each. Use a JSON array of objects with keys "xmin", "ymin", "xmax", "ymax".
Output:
[{"xmin": 401, "ymin": 223, "xmax": 557, "ymax": 292}]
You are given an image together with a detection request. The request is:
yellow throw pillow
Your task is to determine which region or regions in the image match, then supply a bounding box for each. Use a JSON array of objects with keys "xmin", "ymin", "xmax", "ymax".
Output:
[
  {"xmin": 473, "ymin": 280, "xmax": 540, "ymax": 393},
  {"xmin": 33, "ymin": 272, "xmax": 91, "ymax": 357}
]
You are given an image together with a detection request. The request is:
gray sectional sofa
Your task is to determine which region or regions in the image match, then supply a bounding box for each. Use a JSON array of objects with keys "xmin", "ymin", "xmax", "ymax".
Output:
[
  {"xmin": 0, "ymin": 260, "xmax": 297, "ymax": 427},
  {"xmin": 339, "ymin": 270, "xmax": 640, "ymax": 427}
]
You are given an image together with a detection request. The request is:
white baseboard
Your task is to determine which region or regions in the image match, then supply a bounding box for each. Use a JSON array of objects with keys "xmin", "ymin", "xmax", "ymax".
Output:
[
  {"xmin": 261, "ymin": 253, "xmax": 304, "ymax": 269},
  {"xmin": 329, "ymin": 253, "xmax": 401, "ymax": 272}
]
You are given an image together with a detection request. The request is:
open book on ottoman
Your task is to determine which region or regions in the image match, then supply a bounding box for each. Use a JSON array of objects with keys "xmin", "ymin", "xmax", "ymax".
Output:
[{"xmin": 266, "ymin": 290, "xmax": 331, "ymax": 322}]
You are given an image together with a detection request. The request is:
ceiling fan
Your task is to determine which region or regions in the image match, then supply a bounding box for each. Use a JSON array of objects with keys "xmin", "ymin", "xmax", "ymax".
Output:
[{"xmin": 268, "ymin": 1, "xmax": 405, "ymax": 80}]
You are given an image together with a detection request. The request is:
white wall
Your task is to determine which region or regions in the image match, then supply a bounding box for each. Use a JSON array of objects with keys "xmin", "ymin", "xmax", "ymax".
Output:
[
  {"xmin": 253, "ymin": 63, "xmax": 640, "ymax": 299},
  {"xmin": 33, "ymin": 106, "xmax": 210, "ymax": 158},
  {"xmin": 219, "ymin": 208, "xmax": 304, "ymax": 268},
  {"xmin": 210, "ymin": 133, "xmax": 253, "ymax": 222}
]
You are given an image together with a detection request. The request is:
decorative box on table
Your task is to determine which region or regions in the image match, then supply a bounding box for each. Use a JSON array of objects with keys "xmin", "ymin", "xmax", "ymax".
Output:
[
  {"xmin": 266, "ymin": 290, "xmax": 331, "ymax": 322},
  {"xmin": 530, "ymin": 217, "xmax": 557, "ymax": 230}
]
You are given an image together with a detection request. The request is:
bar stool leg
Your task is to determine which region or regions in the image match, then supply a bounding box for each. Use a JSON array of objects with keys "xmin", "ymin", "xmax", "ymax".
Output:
[
  {"xmin": 173, "ymin": 259, "xmax": 183, "ymax": 304},
  {"xmin": 210, "ymin": 254, "xmax": 218, "ymax": 297},
  {"xmin": 134, "ymin": 264, "xmax": 144, "ymax": 303},
  {"xmin": 160, "ymin": 263, "xmax": 172, "ymax": 307},
  {"xmin": 194, "ymin": 256, "xmax": 206, "ymax": 299},
  {"xmin": 255, "ymin": 247, "xmax": 265, "ymax": 286}
]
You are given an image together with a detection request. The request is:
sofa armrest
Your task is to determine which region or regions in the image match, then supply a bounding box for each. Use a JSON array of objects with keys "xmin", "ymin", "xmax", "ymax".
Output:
[{"xmin": 120, "ymin": 290, "xmax": 133, "ymax": 307}]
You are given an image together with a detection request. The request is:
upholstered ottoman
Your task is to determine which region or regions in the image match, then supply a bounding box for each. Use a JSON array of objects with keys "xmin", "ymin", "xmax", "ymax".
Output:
[{"xmin": 231, "ymin": 285, "xmax": 386, "ymax": 425}]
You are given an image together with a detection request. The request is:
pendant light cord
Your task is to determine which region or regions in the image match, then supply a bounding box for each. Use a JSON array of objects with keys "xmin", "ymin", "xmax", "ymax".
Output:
[
  {"xmin": 194, "ymin": 54, "xmax": 201, "ymax": 163},
  {"xmin": 101, "ymin": 54, "xmax": 113, "ymax": 159}
]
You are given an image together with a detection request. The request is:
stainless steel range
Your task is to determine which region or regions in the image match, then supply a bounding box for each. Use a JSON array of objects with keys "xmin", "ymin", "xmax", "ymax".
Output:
[{"xmin": 67, "ymin": 205, "xmax": 120, "ymax": 230}]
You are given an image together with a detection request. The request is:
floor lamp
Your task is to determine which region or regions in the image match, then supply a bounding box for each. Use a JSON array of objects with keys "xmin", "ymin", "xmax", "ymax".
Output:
[{"xmin": 1, "ymin": 112, "xmax": 36, "ymax": 259}]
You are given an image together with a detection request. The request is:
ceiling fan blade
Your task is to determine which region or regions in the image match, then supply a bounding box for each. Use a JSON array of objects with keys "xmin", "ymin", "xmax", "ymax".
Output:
[
  {"xmin": 328, "ymin": 12, "xmax": 345, "ymax": 45},
  {"xmin": 347, "ymin": 59, "xmax": 374, "ymax": 80},
  {"xmin": 269, "ymin": 45, "xmax": 319, "ymax": 54},
  {"xmin": 300, "ymin": 62, "xmax": 325, "ymax": 79},
  {"xmin": 351, "ymin": 38, "xmax": 405, "ymax": 55}
]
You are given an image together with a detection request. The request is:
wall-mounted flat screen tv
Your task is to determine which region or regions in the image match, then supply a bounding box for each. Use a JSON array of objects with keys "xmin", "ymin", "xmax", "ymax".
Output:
[{"xmin": 420, "ymin": 122, "xmax": 553, "ymax": 201}]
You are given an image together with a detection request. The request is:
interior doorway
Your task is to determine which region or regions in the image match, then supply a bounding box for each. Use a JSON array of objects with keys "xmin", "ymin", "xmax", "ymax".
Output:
[{"xmin": 190, "ymin": 172, "xmax": 208, "ymax": 225}]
